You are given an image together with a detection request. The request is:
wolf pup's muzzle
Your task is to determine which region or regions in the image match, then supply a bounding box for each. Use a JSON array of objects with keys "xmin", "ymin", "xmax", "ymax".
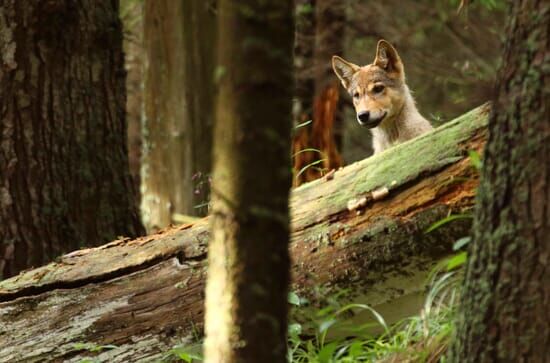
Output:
[{"xmin": 357, "ymin": 111, "xmax": 387, "ymax": 128}]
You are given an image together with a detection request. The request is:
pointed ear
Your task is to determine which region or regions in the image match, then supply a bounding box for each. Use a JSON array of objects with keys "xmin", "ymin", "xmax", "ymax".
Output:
[
  {"xmin": 373, "ymin": 40, "xmax": 404, "ymax": 80},
  {"xmin": 332, "ymin": 56, "xmax": 360, "ymax": 89}
]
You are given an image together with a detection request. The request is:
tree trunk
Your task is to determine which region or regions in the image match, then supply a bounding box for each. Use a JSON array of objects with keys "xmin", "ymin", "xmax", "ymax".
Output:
[
  {"xmin": 0, "ymin": 105, "xmax": 488, "ymax": 362},
  {"xmin": 0, "ymin": 0, "xmax": 144, "ymax": 279},
  {"xmin": 121, "ymin": 0, "xmax": 145, "ymax": 198},
  {"xmin": 141, "ymin": 0, "xmax": 215, "ymax": 232},
  {"xmin": 293, "ymin": 0, "xmax": 316, "ymax": 127},
  {"xmin": 448, "ymin": 1, "xmax": 549, "ymax": 362},
  {"xmin": 204, "ymin": 1, "xmax": 294, "ymax": 362},
  {"xmin": 312, "ymin": 0, "xmax": 345, "ymax": 149},
  {"xmin": 293, "ymin": 0, "xmax": 345, "ymax": 186}
]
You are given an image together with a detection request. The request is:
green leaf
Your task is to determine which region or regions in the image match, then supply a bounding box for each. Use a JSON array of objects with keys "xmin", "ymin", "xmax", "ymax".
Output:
[
  {"xmin": 319, "ymin": 318, "xmax": 337, "ymax": 334},
  {"xmin": 348, "ymin": 341, "xmax": 364, "ymax": 358},
  {"xmin": 316, "ymin": 306, "xmax": 335, "ymax": 317},
  {"xmin": 453, "ymin": 236, "xmax": 471, "ymax": 251},
  {"xmin": 288, "ymin": 323, "xmax": 302, "ymax": 337},
  {"xmin": 425, "ymin": 214, "xmax": 472, "ymax": 233},
  {"xmin": 168, "ymin": 345, "xmax": 203, "ymax": 362},
  {"xmin": 288, "ymin": 291, "xmax": 301, "ymax": 306},
  {"xmin": 296, "ymin": 159, "xmax": 327, "ymax": 179},
  {"xmin": 447, "ymin": 252, "xmax": 467, "ymax": 270},
  {"xmin": 335, "ymin": 303, "xmax": 389, "ymax": 334},
  {"xmin": 292, "ymin": 148, "xmax": 322, "ymax": 157},
  {"xmin": 318, "ymin": 342, "xmax": 338, "ymax": 363},
  {"xmin": 177, "ymin": 352, "xmax": 202, "ymax": 363},
  {"xmin": 468, "ymin": 150, "xmax": 482, "ymax": 170},
  {"xmin": 294, "ymin": 120, "xmax": 312, "ymax": 130}
]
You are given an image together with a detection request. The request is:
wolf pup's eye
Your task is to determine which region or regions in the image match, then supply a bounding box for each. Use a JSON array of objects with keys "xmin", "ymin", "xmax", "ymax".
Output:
[
  {"xmin": 353, "ymin": 91, "xmax": 360, "ymax": 99},
  {"xmin": 372, "ymin": 84, "xmax": 385, "ymax": 94}
]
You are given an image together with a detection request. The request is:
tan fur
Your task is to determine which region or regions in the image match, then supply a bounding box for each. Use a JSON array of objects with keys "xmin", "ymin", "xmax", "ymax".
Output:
[{"xmin": 332, "ymin": 40, "xmax": 433, "ymax": 154}]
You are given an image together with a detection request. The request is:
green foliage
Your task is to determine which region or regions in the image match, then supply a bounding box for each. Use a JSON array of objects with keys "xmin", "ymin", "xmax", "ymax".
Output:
[
  {"xmin": 166, "ymin": 269, "xmax": 462, "ymax": 363},
  {"xmin": 289, "ymin": 291, "xmax": 309, "ymax": 306},
  {"xmin": 446, "ymin": 252, "xmax": 467, "ymax": 271},
  {"xmin": 468, "ymin": 150, "xmax": 482, "ymax": 170},
  {"xmin": 295, "ymin": 158, "xmax": 328, "ymax": 180},
  {"xmin": 294, "ymin": 120, "xmax": 313, "ymax": 132},
  {"xmin": 163, "ymin": 345, "xmax": 203, "ymax": 363},
  {"xmin": 424, "ymin": 214, "xmax": 472, "ymax": 233},
  {"xmin": 425, "ymin": 212, "xmax": 473, "ymax": 274},
  {"xmin": 453, "ymin": 236, "xmax": 471, "ymax": 251},
  {"xmin": 287, "ymin": 272, "xmax": 461, "ymax": 362}
]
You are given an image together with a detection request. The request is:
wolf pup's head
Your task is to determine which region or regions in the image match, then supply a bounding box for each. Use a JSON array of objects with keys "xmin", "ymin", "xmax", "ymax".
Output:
[{"xmin": 332, "ymin": 40, "xmax": 406, "ymax": 129}]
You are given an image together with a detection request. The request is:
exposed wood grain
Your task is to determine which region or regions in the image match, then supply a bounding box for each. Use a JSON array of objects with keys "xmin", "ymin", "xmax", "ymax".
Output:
[{"xmin": 0, "ymin": 105, "xmax": 489, "ymax": 362}]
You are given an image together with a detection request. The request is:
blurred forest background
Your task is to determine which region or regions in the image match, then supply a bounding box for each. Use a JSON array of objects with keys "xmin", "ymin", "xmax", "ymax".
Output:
[
  {"xmin": 1, "ymin": 1, "xmax": 547, "ymax": 361},
  {"xmin": 121, "ymin": 0, "xmax": 505, "ymax": 229}
]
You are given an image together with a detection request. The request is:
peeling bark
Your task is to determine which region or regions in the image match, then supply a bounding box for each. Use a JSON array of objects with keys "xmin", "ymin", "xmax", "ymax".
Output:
[{"xmin": 0, "ymin": 106, "xmax": 488, "ymax": 362}]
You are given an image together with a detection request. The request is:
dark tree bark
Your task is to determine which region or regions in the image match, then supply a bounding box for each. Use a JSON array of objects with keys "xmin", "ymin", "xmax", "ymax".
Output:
[
  {"xmin": 141, "ymin": 0, "xmax": 215, "ymax": 231},
  {"xmin": 0, "ymin": 0, "xmax": 144, "ymax": 279},
  {"xmin": 449, "ymin": 1, "xmax": 549, "ymax": 362},
  {"xmin": 204, "ymin": 1, "xmax": 294, "ymax": 362}
]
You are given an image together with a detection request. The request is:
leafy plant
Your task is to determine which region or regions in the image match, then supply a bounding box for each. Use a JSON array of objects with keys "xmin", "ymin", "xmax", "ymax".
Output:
[
  {"xmin": 164, "ymin": 345, "xmax": 203, "ymax": 363},
  {"xmin": 287, "ymin": 270, "xmax": 461, "ymax": 362}
]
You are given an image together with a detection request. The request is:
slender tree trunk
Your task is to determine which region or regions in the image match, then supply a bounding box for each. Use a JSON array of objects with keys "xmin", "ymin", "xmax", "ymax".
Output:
[
  {"xmin": 182, "ymin": 2, "xmax": 216, "ymax": 216},
  {"xmin": 292, "ymin": 0, "xmax": 345, "ymax": 186},
  {"xmin": 294, "ymin": 0, "xmax": 316, "ymax": 126},
  {"xmin": 0, "ymin": 0, "xmax": 144, "ymax": 279},
  {"xmin": 312, "ymin": 0, "xmax": 345, "ymax": 148},
  {"xmin": 449, "ymin": 1, "xmax": 549, "ymax": 362},
  {"xmin": 204, "ymin": 1, "xmax": 294, "ymax": 362},
  {"xmin": 121, "ymin": 0, "xmax": 145, "ymax": 197},
  {"xmin": 141, "ymin": 0, "xmax": 215, "ymax": 231}
]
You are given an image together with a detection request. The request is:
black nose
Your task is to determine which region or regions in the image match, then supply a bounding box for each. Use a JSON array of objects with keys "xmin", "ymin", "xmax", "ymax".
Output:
[{"xmin": 357, "ymin": 111, "xmax": 370, "ymax": 124}]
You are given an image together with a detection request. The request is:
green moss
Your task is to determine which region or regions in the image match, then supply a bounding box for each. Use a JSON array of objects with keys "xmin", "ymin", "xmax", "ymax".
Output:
[{"xmin": 295, "ymin": 104, "xmax": 489, "ymax": 211}]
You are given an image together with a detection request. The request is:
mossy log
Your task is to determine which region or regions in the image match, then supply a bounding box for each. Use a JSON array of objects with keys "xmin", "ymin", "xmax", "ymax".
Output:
[{"xmin": 0, "ymin": 105, "xmax": 489, "ymax": 362}]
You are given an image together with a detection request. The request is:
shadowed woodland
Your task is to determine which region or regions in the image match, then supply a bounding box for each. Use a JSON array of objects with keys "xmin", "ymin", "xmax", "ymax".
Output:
[{"xmin": 0, "ymin": 0, "xmax": 548, "ymax": 362}]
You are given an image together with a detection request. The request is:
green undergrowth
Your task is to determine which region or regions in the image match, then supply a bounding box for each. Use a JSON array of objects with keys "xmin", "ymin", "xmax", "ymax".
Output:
[
  {"xmin": 286, "ymin": 269, "xmax": 462, "ymax": 363},
  {"xmin": 162, "ymin": 268, "xmax": 464, "ymax": 363}
]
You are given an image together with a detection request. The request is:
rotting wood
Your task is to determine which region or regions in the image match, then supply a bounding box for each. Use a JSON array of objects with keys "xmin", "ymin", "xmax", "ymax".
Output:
[{"xmin": 0, "ymin": 105, "xmax": 489, "ymax": 362}]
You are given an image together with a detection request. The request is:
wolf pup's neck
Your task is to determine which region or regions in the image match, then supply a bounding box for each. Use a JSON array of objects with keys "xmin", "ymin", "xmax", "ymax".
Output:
[{"xmin": 372, "ymin": 86, "xmax": 432, "ymax": 153}]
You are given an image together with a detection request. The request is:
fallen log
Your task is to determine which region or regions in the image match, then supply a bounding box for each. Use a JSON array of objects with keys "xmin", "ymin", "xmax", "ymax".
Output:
[{"xmin": 0, "ymin": 105, "xmax": 489, "ymax": 362}]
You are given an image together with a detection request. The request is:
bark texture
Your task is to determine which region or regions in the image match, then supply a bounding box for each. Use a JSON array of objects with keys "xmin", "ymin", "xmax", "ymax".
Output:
[
  {"xmin": 204, "ymin": 1, "xmax": 294, "ymax": 362},
  {"xmin": 449, "ymin": 1, "xmax": 549, "ymax": 362},
  {"xmin": 0, "ymin": 0, "xmax": 144, "ymax": 279},
  {"xmin": 141, "ymin": 0, "xmax": 215, "ymax": 231},
  {"xmin": 0, "ymin": 106, "xmax": 488, "ymax": 362}
]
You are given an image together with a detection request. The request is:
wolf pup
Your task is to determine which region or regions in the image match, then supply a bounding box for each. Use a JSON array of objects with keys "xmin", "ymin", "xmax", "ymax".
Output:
[{"xmin": 332, "ymin": 40, "xmax": 433, "ymax": 154}]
